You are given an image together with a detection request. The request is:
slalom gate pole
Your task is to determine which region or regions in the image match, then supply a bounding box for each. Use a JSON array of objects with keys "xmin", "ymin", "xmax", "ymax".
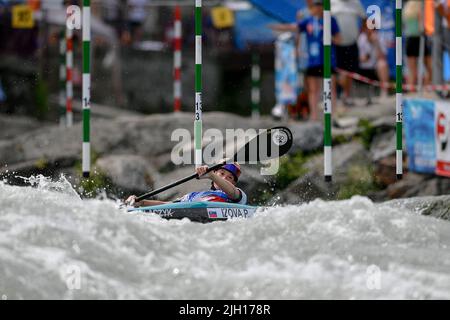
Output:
[
  {"xmin": 59, "ymin": 30, "xmax": 66, "ymax": 127},
  {"xmin": 82, "ymin": 0, "xmax": 91, "ymax": 178},
  {"xmin": 174, "ymin": 5, "xmax": 182, "ymax": 112},
  {"xmin": 396, "ymin": 0, "xmax": 403, "ymax": 180},
  {"xmin": 195, "ymin": 0, "xmax": 203, "ymax": 167},
  {"xmin": 66, "ymin": 24, "xmax": 73, "ymax": 127},
  {"xmin": 323, "ymin": 0, "xmax": 332, "ymax": 182},
  {"xmin": 251, "ymin": 53, "xmax": 261, "ymax": 119}
]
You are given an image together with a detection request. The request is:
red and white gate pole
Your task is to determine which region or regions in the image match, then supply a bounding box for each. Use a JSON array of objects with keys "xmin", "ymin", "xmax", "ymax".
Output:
[
  {"xmin": 174, "ymin": 5, "xmax": 182, "ymax": 112},
  {"xmin": 66, "ymin": 25, "xmax": 74, "ymax": 127}
]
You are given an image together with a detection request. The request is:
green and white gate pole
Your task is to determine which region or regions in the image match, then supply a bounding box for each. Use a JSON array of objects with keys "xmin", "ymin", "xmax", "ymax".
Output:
[
  {"xmin": 396, "ymin": 0, "xmax": 403, "ymax": 180},
  {"xmin": 251, "ymin": 53, "xmax": 261, "ymax": 119},
  {"xmin": 59, "ymin": 30, "xmax": 66, "ymax": 127},
  {"xmin": 195, "ymin": 0, "xmax": 203, "ymax": 167},
  {"xmin": 82, "ymin": 0, "xmax": 91, "ymax": 178},
  {"xmin": 66, "ymin": 25, "xmax": 74, "ymax": 127},
  {"xmin": 323, "ymin": 0, "xmax": 332, "ymax": 182}
]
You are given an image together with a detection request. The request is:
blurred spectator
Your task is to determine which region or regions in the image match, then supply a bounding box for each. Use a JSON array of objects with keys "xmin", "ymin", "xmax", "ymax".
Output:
[
  {"xmin": 403, "ymin": 0, "xmax": 432, "ymax": 87},
  {"xmin": 299, "ymin": 0, "xmax": 340, "ymax": 121},
  {"xmin": 437, "ymin": 0, "xmax": 450, "ymax": 50},
  {"xmin": 294, "ymin": 0, "xmax": 313, "ymax": 120},
  {"xmin": 27, "ymin": 0, "xmax": 40, "ymax": 11},
  {"xmin": 270, "ymin": 0, "xmax": 341, "ymax": 121},
  {"xmin": 123, "ymin": 0, "xmax": 148, "ymax": 45},
  {"xmin": 0, "ymin": 1, "xmax": 38, "ymax": 57},
  {"xmin": 102, "ymin": 0, "xmax": 122, "ymax": 36},
  {"xmin": 331, "ymin": 0, "xmax": 366, "ymax": 107},
  {"xmin": 357, "ymin": 22, "xmax": 389, "ymax": 99},
  {"xmin": 296, "ymin": 0, "xmax": 313, "ymax": 70},
  {"xmin": 0, "ymin": 77, "xmax": 6, "ymax": 106}
]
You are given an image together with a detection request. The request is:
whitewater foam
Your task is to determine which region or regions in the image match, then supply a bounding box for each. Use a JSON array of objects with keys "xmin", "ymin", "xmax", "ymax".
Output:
[{"xmin": 0, "ymin": 176, "xmax": 449, "ymax": 299}]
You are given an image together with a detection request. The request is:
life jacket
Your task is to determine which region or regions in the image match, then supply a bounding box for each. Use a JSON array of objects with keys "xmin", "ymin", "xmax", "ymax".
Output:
[{"xmin": 179, "ymin": 189, "xmax": 242, "ymax": 203}]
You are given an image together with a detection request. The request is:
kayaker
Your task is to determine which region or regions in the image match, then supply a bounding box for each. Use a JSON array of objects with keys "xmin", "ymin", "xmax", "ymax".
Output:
[{"xmin": 125, "ymin": 163, "xmax": 247, "ymax": 207}]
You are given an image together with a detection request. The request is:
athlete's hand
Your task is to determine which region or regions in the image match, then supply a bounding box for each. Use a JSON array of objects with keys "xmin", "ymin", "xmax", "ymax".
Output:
[
  {"xmin": 196, "ymin": 166, "xmax": 212, "ymax": 180},
  {"xmin": 125, "ymin": 195, "xmax": 143, "ymax": 207}
]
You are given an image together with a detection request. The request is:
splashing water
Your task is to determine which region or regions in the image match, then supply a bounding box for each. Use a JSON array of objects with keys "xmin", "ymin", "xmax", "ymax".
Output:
[{"xmin": 0, "ymin": 176, "xmax": 450, "ymax": 300}]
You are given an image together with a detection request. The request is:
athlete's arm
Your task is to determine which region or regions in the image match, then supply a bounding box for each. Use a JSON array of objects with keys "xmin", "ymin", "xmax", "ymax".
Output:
[
  {"xmin": 332, "ymin": 33, "xmax": 341, "ymax": 45},
  {"xmin": 209, "ymin": 172, "xmax": 241, "ymax": 201},
  {"xmin": 196, "ymin": 166, "xmax": 241, "ymax": 201},
  {"xmin": 137, "ymin": 200, "xmax": 170, "ymax": 207},
  {"xmin": 125, "ymin": 195, "xmax": 169, "ymax": 207},
  {"xmin": 268, "ymin": 23, "xmax": 297, "ymax": 32}
]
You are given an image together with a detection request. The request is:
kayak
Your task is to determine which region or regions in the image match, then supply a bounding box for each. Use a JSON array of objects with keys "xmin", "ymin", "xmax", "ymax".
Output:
[{"xmin": 128, "ymin": 201, "xmax": 259, "ymax": 223}]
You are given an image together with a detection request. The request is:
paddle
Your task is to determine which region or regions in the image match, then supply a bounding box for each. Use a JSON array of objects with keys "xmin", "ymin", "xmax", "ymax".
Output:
[{"xmin": 133, "ymin": 127, "xmax": 293, "ymax": 202}]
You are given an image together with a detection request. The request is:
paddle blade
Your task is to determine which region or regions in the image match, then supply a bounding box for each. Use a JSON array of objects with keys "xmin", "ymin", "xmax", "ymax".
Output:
[{"xmin": 234, "ymin": 127, "xmax": 293, "ymax": 163}]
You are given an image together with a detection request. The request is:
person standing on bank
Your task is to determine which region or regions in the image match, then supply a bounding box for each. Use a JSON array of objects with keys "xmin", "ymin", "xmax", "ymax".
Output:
[
  {"xmin": 331, "ymin": 0, "xmax": 366, "ymax": 107},
  {"xmin": 269, "ymin": 0, "xmax": 341, "ymax": 121}
]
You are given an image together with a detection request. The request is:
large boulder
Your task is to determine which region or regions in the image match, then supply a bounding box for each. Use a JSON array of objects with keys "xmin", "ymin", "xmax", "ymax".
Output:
[
  {"xmin": 382, "ymin": 195, "xmax": 450, "ymax": 221},
  {"xmin": 0, "ymin": 115, "xmax": 43, "ymax": 140},
  {"xmin": 274, "ymin": 141, "xmax": 370, "ymax": 204},
  {"xmin": 370, "ymin": 130, "xmax": 397, "ymax": 162},
  {"xmin": 346, "ymin": 96, "xmax": 396, "ymax": 120},
  {"xmin": 95, "ymin": 155, "xmax": 157, "ymax": 195},
  {"xmin": 0, "ymin": 112, "xmax": 325, "ymax": 174},
  {"xmin": 369, "ymin": 171, "xmax": 450, "ymax": 202},
  {"xmin": 386, "ymin": 174, "xmax": 450, "ymax": 199}
]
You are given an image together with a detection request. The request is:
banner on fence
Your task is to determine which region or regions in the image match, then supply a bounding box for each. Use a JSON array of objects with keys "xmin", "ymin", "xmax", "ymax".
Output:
[
  {"xmin": 274, "ymin": 33, "xmax": 298, "ymax": 106},
  {"xmin": 404, "ymin": 99, "xmax": 450, "ymax": 178},
  {"xmin": 435, "ymin": 101, "xmax": 450, "ymax": 177}
]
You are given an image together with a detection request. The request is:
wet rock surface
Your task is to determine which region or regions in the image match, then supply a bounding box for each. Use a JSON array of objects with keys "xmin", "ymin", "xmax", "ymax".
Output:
[{"xmin": 1, "ymin": 94, "xmax": 448, "ymax": 204}]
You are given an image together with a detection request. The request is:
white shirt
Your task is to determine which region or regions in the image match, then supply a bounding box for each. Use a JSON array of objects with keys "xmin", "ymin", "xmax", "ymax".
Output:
[
  {"xmin": 357, "ymin": 32, "xmax": 386, "ymax": 70},
  {"xmin": 358, "ymin": 33, "xmax": 376, "ymax": 69},
  {"xmin": 331, "ymin": 0, "xmax": 366, "ymax": 45},
  {"xmin": 128, "ymin": 0, "xmax": 148, "ymax": 23},
  {"xmin": 441, "ymin": 0, "xmax": 449, "ymax": 28}
]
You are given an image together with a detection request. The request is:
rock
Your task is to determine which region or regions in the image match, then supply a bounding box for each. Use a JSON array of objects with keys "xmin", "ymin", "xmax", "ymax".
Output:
[
  {"xmin": 236, "ymin": 166, "xmax": 272, "ymax": 203},
  {"xmin": 0, "ymin": 112, "xmax": 326, "ymax": 176},
  {"xmin": 370, "ymin": 130, "xmax": 396, "ymax": 162},
  {"xmin": 0, "ymin": 115, "xmax": 44, "ymax": 140},
  {"xmin": 374, "ymin": 156, "xmax": 400, "ymax": 186},
  {"xmin": 346, "ymin": 95, "xmax": 396, "ymax": 121},
  {"xmin": 371, "ymin": 116, "xmax": 396, "ymax": 131},
  {"xmin": 334, "ymin": 116, "xmax": 359, "ymax": 128},
  {"xmin": 272, "ymin": 172, "xmax": 332, "ymax": 205},
  {"xmin": 418, "ymin": 196, "xmax": 450, "ymax": 220},
  {"xmin": 95, "ymin": 155, "xmax": 157, "ymax": 195},
  {"xmin": 274, "ymin": 141, "xmax": 370, "ymax": 204},
  {"xmin": 382, "ymin": 195, "xmax": 450, "ymax": 221},
  {"xmin": 289, "ymin": 122, "xmax": 323, "ymax": 154},
  {"xmin": 374, "ymin": 171, "xmax": 450, "ymax": 200},
  {"xmin": 402, "ymin": 176, "xmax": 449, "ymax": 199},
  {"xmin": 332, "ymin": 126, "xmax": 361, "ymax": 141},
  {"xmin": 385, "ymin": 172, "xmax": 428, "ymax": 198},
  {"xmin": 303, "ymin": 141, "xmax": 370, "ymax": 184}
]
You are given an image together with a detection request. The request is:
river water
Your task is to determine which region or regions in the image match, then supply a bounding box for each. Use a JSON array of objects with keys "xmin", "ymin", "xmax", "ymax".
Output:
[{"xmin": 1, "ymin": 176, "xmax": 449, "ymax": 300}]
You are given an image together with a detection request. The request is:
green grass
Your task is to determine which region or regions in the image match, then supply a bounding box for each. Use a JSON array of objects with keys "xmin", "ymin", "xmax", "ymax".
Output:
[
  {"xmin": 34, "ymin": 157, "xmax": 48, "ymax": 170},
  {"xmin": 358, "ymin": 119, "xmax": 377, "ymax": 150},
  {"xmin": 336, "ymin": 164, "xmax": 383, "ymax": 200},
  {"xmin": 73, "ymin": 149, "xmax": 112, "ymax": 198},
  {"xmin": 77, "ymin": 170, "xmax": 111, "ymax": 198}
]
